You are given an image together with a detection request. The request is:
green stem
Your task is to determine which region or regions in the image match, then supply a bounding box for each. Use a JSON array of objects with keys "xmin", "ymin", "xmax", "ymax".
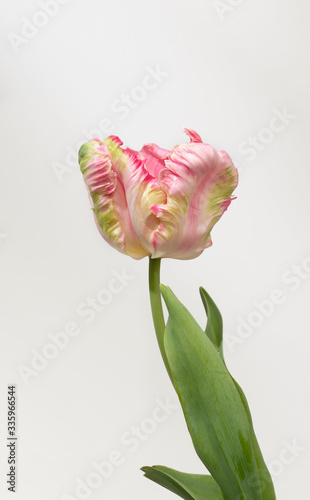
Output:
[{"xmin": 148, "ymin": 257, "xmax": 173, "ymax": 382}]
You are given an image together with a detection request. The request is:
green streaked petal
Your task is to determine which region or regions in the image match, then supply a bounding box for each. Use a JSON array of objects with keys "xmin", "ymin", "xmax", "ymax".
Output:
[{"xmin": 79, "ymin": 138, "xmax": 149, "ymax": 259}]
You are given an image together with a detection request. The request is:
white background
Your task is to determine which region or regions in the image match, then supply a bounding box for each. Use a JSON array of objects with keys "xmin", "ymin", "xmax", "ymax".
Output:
[{"xmin": 1, "ymin": 1, "xmax": 309, "ymax": 499}]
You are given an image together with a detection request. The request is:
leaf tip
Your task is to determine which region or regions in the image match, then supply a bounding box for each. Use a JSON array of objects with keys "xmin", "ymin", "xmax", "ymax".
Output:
[{"xmin": 160, "ymin": 284, "xmax": 171, "ymax": 305}]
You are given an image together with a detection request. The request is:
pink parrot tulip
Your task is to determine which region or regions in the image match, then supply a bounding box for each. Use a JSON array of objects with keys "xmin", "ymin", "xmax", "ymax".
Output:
[{"xmin": 79, "ymin": 129, "xmax": 238, "ymax": 260}]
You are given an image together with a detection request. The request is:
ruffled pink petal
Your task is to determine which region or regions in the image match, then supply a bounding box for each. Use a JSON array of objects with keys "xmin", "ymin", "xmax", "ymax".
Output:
[
  {"xmin": 183, "ymin": 128, "xmax": 203, "ymax": 143},
  {"xmin": 139, "ymin": 143, "xmax": 171, "ymax": 178},
  {"xmin": 79, "ymin": 138, "xmax": 149, "ymax": 259},
  {"xmin": 146, "ymin": 131, "xmax": 238, "ymax": 259}
]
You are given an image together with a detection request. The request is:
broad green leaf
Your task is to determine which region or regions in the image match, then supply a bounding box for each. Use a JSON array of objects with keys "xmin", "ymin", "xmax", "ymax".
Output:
[
  {"xmin": 231, "ymin": 379, "xmax": 276, "ymax": 500},
  {"xmin": 142, "ymin": 465, "xmax": 224, "ymax": 500},
  {"xmin": 199, "ymin": 287, "xmax": 223, "ymax": 359},
  {"xmin": 161, "ymin": 285, "xmax": 263, "ymax": 500},
  {"xmin": 199, "ymin": 288, "xmax": 276, "ymax": 499}
]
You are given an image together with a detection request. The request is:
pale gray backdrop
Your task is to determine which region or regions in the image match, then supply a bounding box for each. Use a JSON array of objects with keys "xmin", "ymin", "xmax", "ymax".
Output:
[{"xmin": 1, "ymin": 1, "xmax": 309, "ymax": 499}]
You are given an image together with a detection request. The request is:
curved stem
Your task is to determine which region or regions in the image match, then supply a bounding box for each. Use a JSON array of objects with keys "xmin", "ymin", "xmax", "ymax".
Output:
[{"xmin": 148, "ymin": 257, "xmax": 173, "ymax": 382}]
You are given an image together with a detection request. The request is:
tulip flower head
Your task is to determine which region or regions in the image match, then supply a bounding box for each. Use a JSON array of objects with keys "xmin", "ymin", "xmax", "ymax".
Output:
[{"xmin": 79, "ymin": 129, "xmax": 238, "ymax": 260}]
